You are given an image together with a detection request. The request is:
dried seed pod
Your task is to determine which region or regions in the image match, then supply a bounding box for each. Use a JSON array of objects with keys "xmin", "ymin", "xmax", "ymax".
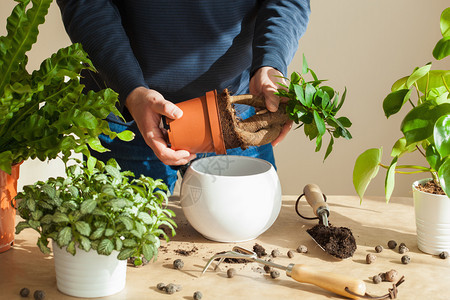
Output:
[
  {"xmin": 193, "ymin": 291, "xmax": 203, "ymax": 300},
  {"xmin": 399, "ymin": 245, "xmax": 409, "ymax": 254},
  {"xmin": 33, "ymin": 290, "xmax": 46, "ymax": 300},
  {"xmin": 227, "ymin": 268, "xmax": 236, "ymax": 278},
  {"xmin": 401, "ymin": 255, "xmax": 411, "ymax": 264},
  {"xmin": 372, "ymin": 275, "xmax": 382, "ymax": 284},
  {"xmin": 374, "ymin": 245, "xmax": 383, "ymax": 253},
  {"xmin": 156, "ymin": 282, "xmax": 166, "ymax": 291},
  {"xmin": 439, "ymin": 251, "xmax": 449, "ymax": 259},
  {"xmin": 387, "ymin": 240, "xmax": 397, "ymax": 249},
  {"xmin": 296, "ymin": 245, "xmax": 308, "ymax": 253},
  {"xmin": 173, "ymin": 259, "xmax": 184, "ymax": 270},
  {"xmin": 384, "ymin": 269, "xmax": 398, "ymax": 282},
  {"xmin": 366, "ymin": 253, "xmax": 377, "ymax": 264},
  {"xmin": 287, "ymin": 250, "xmax": 294, "ymax": 258},
  {"xmin": 20, "ymin": 288, "xmax": 30, "ymax": 297},
  {"xmin": 270, "ymin": 270, "xmax": 280, "ymax": 279},
  {"xmin": 271, "ymin": 249, "xmax": 281, "ymax": 258}
]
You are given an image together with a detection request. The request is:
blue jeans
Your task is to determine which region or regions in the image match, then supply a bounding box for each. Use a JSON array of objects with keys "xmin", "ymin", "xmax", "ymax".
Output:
[{"xmin": 93, "ymin": 104, "xmax": 275, "ymax": 194}]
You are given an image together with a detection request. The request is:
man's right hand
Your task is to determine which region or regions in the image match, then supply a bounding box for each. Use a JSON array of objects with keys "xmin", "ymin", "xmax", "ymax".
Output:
[{"xmin": 125, "ymin": 87, "xmax": 197, "ymax": 165}]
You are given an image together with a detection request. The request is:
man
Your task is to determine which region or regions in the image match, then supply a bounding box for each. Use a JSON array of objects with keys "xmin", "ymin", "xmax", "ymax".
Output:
[{"xmin": 56, "ymin": 0, "xmax": 311, "ymax": 193}]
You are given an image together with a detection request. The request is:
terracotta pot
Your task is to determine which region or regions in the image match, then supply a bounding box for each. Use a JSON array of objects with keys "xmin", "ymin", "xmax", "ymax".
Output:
[
  {"xmin": 164, "ymin": 90, "xmax": 226, "ymax": 154},
  {"xmin": 0, "ymin": 164, "xmax": 21, "ymax": 253}
]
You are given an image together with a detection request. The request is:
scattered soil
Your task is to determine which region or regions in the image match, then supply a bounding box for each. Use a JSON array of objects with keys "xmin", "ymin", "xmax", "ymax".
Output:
[
  {"xmin": 416, "ymin": 180, "xmax": 445, "ymax": 195},
  {"xmin": 306, "ymin": 224, "xmax": 356, "ymax": 259},
  {"xmin": 253, "ymin": 243, "xmax": 267, "ymax": 258},
  {"xmin": 174, "ymin": 246, "xmax": 198, "ymax": 256}
]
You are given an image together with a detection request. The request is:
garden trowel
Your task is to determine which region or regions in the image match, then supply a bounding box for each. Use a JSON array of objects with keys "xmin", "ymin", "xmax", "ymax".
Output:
[{"xmin": 300, "ymin": 184, "xmax": 356, "ymax": 259}]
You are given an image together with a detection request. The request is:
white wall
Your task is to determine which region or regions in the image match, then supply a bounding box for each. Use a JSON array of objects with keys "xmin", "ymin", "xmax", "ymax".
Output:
[{"xmin": 1, "ymin": 1, "xmax": 448, "ymax": 197}]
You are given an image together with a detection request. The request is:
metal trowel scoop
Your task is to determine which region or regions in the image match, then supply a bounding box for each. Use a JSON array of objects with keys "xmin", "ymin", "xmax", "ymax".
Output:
[{"xmin": 298, "ymin": 184, "xmax": 356, "ymax": 259}]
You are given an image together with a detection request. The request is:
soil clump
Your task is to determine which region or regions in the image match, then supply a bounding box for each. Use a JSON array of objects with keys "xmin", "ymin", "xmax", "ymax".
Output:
[{"xmin": 306, "ymin": 224, "xmax": 356, "ymax": 259}]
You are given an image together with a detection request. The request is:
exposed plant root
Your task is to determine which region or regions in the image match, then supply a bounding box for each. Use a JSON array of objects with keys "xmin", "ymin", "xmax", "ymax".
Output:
[{"xmin": 218, "ymin": 89, "xmax": 289, "ymax": 149}]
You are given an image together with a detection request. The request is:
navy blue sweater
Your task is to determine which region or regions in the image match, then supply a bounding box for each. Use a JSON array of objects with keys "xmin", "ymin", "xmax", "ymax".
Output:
[{"xmin": 56, "ymin": 0, "xmax": 310, "ymax": 114}]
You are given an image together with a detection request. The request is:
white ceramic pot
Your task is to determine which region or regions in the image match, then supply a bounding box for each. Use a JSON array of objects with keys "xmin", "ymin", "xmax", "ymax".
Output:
[
  {"xmin": 180, "ymin": 156, "xmax": 282, "ymax": 242},
  {"xmin": 52, "ymin": 241, "xmax": 127, "ymax": 298},
  {"xmin": 413, "ymin": 179, "xmax": 450, "ymax": 255}
]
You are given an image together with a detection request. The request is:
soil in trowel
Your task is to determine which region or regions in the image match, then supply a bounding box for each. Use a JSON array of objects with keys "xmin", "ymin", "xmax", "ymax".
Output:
[{"xmin": 307, "ymin": 224, "xmax": 356, "ymax": 259}]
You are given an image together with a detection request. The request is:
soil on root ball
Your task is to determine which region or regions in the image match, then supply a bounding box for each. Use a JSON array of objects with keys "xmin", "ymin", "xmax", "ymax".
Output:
[
  {"xmin": 417, "ymin": 180, "xmax": 445, "ymax": 195},
  {"xmin": 217, "ymin": 90, "xmax": 244, "ymax": 150},
  {"xmin": 306, "ymin": 224, "xmax": 356, "ymax": 259}
]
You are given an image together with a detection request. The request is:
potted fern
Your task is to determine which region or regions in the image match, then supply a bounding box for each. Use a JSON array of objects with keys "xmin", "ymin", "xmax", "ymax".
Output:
[
  {"xmin": 0, "ymin": 0, "xmax": 133, "ymax": 252},
  {"xmin": 15, "ymin": 157, "xmax": 176, "ymax": 297},
  {"xmin": 353, "ymin": 8, "xmax": 450, "ymax": 255}
]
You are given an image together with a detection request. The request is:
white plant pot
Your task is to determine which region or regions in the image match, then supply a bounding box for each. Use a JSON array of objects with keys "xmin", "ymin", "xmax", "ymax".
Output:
[
  {"xmin": 413, "ymin": 179, "xmax": 450, "ymax": 255},
  {"xmin": 52, "ymin": 241, "xmax": 127, "ymax": 298},
  {"xmin": 180, "ymin": 156, "xmax": 282, "ymax": 242}
]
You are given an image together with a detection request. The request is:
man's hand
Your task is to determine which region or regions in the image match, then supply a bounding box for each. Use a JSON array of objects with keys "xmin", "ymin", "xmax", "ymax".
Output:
[
  {"xmin": 125, "ymin": 87, "xmax": 197, "ymax": 165},
  {"xmin": 249, "ymin": 67, "xmax": 293, "ymax": 146}
]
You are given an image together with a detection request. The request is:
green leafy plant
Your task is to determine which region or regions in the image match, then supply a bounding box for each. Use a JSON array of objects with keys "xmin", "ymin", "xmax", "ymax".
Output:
[
  {"xmin": 0, "ymin": 0, "xmax": 133, "ymax": 174},
  {"xmin": 353, "ymin": 7, "xmax": 450, "ymax": 201},
  {"xmin": 276, "ymin": 55, "xmax": 352, "ymax": 160},
  {"xmin": 15, "ymin": 157, "xmax": 176, "ymax": 266}
]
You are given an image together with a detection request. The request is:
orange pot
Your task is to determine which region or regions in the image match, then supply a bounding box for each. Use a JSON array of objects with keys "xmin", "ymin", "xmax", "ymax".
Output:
[
  {"xmin": 0, "ymin": 164, "xmax": 20, "ymax": 253},
  {"xmin": 165, "ymin": 90, "xmax": 226, "ymax": 154}
]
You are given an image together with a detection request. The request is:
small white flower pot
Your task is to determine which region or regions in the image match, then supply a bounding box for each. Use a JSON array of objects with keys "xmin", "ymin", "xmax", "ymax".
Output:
[
  {"xmin": 413, "ymin": 179, "xmax": 450, "ymax": 255},
  {"xmin": 52, "ymin": 241, "xmax": 127, "ymax": 298},
  {"xmin": 180, "ymin": 156, "xmax": 282, "ymax": 242}
]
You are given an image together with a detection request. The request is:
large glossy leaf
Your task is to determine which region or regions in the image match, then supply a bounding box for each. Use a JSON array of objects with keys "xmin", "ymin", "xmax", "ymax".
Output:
[
  {"xmin": 390, "ymin": 137, "xmax": 417, "ymax": 157},
  {"xmin": 401, "ymin": 102, "xmax": 450, "ymax": 144},
  {"xmin": 434, "ymin": 114, "xmax": 450, "ymax": 157},
  {"xmin": 416, "ymin": 70, "xmax": 450, "ymax": 94},
  {"xmin": 383, "ymin": 89, "xmax": 411, "ymax": 118},
  {"xmin": 353, "ymin": 148, "xmax": 382, "ymax": 202},
  {"xmin": 433, "ymin": 36, "xmax": 450, "ymax": 60},
  {"xmin": 438, "ymin": 158, "xmax": 450, "ymax": 196}
]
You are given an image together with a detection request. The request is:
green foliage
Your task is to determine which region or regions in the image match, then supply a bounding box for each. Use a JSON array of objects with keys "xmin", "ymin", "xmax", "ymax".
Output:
[
  {"xmin": 15, "ymin": 157, "xmax": 176, "ymax": 265},
  {"xmin": 0, "ymin": 0, "xmax": 134, "ymax": 174},
  {"xmin": 353, "ymin": 8, "xmax": 450, "ymax": 201},
  {"xmin": 275, "ymin": 54, "xmax": 352, "ymax": 160}
]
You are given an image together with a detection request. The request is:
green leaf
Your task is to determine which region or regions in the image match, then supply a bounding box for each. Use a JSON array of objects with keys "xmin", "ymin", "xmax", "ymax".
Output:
[
  {"xmin": 406, "ymin": 63, "xmax": 432, "ymax": 88},
  {"xmin": 105, "ymin": 164, "xmax": 122, "ymax": 180},
  {"xmin": 117, "ymin": 248, "xmax": 135, "ymax": 260},
  {"xmin": 142, "ymin": 243, "xmax": 155, "ymax": 261},
  {"xmin": 426, "ymin": 145, "xmax": 441, "ymax": 170},
  {"xmin": 302, "ymin": 53, "xmax": 308, "ymax": 74},
  {"xmin": 401, "ymin": 102, "xmax": 450, "ymax": 145},
  {"xmin": 57, "ymin": 227, "xmax": 72, "ymax": 247},
  {"xmin": 385, "ymin": 157, "xmax": 398, "ymax": 202},
  {"xmin": 324, "ymin": 136, "xmax": 334, "ymax": 161},
  {"xmin": 313, "ymin": 110, "xmax": 326, "ymax": 136},
  {"xmin": 75, "ymin": 221, "xmax": 91, "ymax": 236},
  {"xmin": 90, "ymin": 227, "xmax": 105, "ymax": 240},
  {"xmin": 97, "ymin": 239, "xmax": 114, "ymax": 255},
  {"xmin": 118, "ymin": 216, "xmax": 134, "ymax": 230},
  {"xmin": 80, "ymin": 199, "xmax": 97, "ymax": 214},
  {"xmin": 105, "ymin": 228, "xmax": 115, "ymax": 237},
  {"xmin": 440, "ymin": 7, "xmax": 450, "ymax": 37},
  {"xmin": 67, "ymin": 241, "xmax": 76, "ymax": 255},
  {"xmin": 79, "ymin": 236, "xmax": 91, "ymax": 252},
  {"xmin": 383, "ymin": 89, "xmax": 411, "ymax": 118},
  {"xmin": 117, "ymin": 130, "xmax": 134, "ymax": 142},
  {"xmin": 391, "ymin": 137, "xmax": 417, "ymax": 157},
  {"xmin": 294, "ymin": 84, "xmax": 306, "ymax": 106},
  {"xmin": 433, "ymin": 36, "xmax": 450, "ymax": 60},
  {"xmin": 123, "ymin": 239, "xmax": 138, "ymax": 247},
  {"xmin": 304, "ymin": 84, "xmax": 315, "ymax": 107},
  {"xmin": 138, "ymin": 212, "xmax": 153, "ymax": 225},
  {"xmin": 438, "ymin": 158, "xmax": 450, "ymax": 196},
  {"xmin": 52, "ymin": 211, "xmax": 70, "ymax": 223},
  {"xmin": 434, "ymin": 114, "xmax": 450, "ymax": 157},
  {"xmin": 353, "ymin": 148, "xmax": 382, "ymax": 202},
  {"xmin": 15, "ymin": 221, "xmax": 31, "ymax": 234},
  {"xmin": 37, "ymin": 238, "xmax": 50, "ymax": 255}
]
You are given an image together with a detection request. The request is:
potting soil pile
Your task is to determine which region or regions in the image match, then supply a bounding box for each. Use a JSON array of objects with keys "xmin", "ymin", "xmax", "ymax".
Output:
[{"xmin": 306, "ymin": 224, "xmax": 356, "ymax": 259}]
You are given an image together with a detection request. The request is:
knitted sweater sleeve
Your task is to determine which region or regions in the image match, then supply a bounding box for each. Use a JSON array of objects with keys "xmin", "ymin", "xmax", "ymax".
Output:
[
  {"xmin": 251, "ymin": 0, "xmax": 311, "ymax": 76},
  {"xmin": 56, "ymin": 0, "xmax": 147, "ymax": 111}
]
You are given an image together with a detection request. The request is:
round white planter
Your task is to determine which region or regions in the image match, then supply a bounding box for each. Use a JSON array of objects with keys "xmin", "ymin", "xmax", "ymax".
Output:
[
  {"xmin": 180, "ymin": 156, "xmax": 282, "ymax": 242},
  {"xmin": 52, "ymin": 241, "xmax": 127, "ymax": 298},
  {"xmin": 413, "ymin": 179, "xmax": 450, "ymax": 255}
]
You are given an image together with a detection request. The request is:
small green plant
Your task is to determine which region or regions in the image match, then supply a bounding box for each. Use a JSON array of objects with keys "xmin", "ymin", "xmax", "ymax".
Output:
[
  {"xmin": 276, "ymin": 55, "xmax": 352, "ymax": 160},
  {"xmin": 15, "ymin": 157, "xmax": 176, "ymax": 266},
  {"xmin": 353, "ymin": 8, "xmax": 450, "ymax": 201},
  {"xmin": 0, "ymin": 0, "xmax": 133, "ymax": 174}
]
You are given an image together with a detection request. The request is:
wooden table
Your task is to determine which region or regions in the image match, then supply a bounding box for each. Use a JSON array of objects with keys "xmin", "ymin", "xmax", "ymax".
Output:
[{"xmin": 1, "ymin": 195, "xmax": 448, "ymax": 299}]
